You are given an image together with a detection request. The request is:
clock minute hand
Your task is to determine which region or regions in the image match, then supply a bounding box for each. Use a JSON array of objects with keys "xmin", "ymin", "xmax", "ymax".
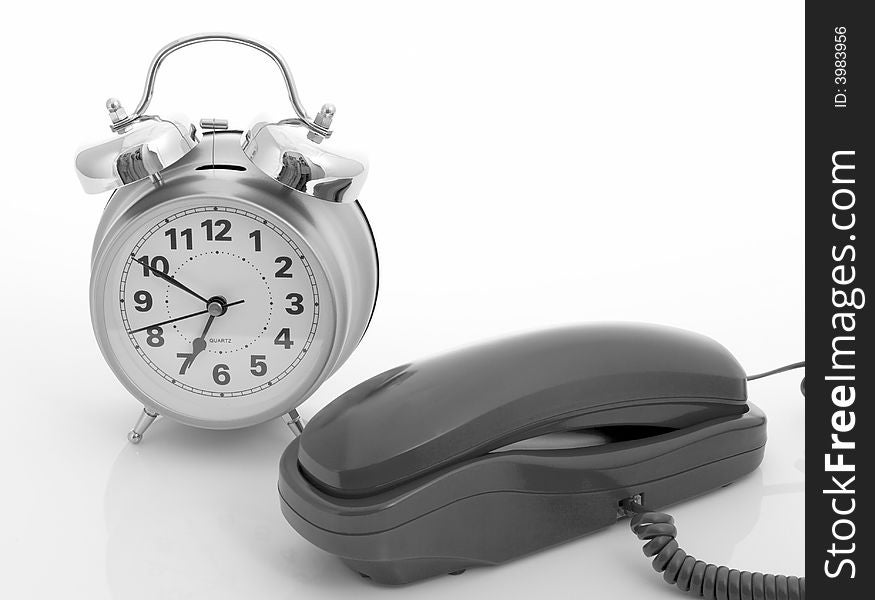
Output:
[
  {"xmin": 128, "ymin": 299, "xmax": 245, "ymax": 335},
  {"xmin": 134, "ymin": 257, "xmax": 210, "ymax": 304},
  {"xmin": 129, "ymin": 307, "xmax": 208, "ymax": 334}
]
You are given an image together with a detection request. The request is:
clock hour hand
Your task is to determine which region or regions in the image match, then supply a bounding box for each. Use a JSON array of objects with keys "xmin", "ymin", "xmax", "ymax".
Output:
[
  {"xmin": 178, "ymin": 315, "xmax": 215, "ymax": 374},
  {"xmin": 134, "ymin": 256, "xmax": 211, "ymax": 304}
]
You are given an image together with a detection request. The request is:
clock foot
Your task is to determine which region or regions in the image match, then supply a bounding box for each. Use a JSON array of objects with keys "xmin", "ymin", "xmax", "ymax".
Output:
[
  {"xmin": 128, "ymin": 408, "xmax": 159, "ymax": 444},
  {"xmin": 283, "ymin": 409, "xmax": 307, "ymax": 437}
]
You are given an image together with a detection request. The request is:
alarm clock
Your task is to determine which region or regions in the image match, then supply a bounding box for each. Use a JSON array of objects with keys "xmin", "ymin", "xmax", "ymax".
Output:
[{"xmin": 75, "ymin": 34, "xmax": 378, "ymax": 443}]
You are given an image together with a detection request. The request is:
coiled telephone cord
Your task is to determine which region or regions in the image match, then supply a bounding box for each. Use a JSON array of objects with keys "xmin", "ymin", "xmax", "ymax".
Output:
[
  {"xmin": 622, "ymin": 500, "xmax": 804, "ymax": 599},
  {"xmin": 621, "ymin": 361, "xmax": 806, "ymax": 599}
]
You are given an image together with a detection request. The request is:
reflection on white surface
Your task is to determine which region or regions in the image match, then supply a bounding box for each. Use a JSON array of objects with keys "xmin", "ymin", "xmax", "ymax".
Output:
[
  {"xmin": 104, "ymin": 419, "xmax": 353, "ymax": 600},
  {"xmin": 103, "ymin": 411, "xmax": 803, "ymax": 600}
]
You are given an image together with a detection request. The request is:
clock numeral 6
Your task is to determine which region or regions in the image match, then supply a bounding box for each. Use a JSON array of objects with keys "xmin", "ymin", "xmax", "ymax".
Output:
[
  {"xmin": 250, "ymin": 355, "xmax": 267, "ymax": 376},
  {"xmin": 138, "ymin": 255, "xmax": 169, "ymax": 277},
  {"xmin": 286, "ymin": 293, "xmax": 304, "ymax": 315},
  {"xmin": 202, "ymin": 219, "xmax": 232, "ymax": 242},
  {"xmin": 134, "ymin": 290, "xmax": 152, "ymax": 312},
  {"xmin": 274, "ymin": 328, "xmax": 294, "ymax": 349},
  {"xmin": 146, "ymin": 327, "xmax": 164, "ymax": 347},
  {"xmin": 274, "ymin": 256, "xmax": 294, "ymax": 278},
  {"xmin": 213, "ymin": 363, "xmax": 231, "ymax": 385}
]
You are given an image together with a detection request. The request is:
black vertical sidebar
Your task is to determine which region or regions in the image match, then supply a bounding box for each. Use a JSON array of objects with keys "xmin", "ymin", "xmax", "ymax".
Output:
[{"xmin": 805, "ymin": 2, "xmax": 872, "ymax": 598}]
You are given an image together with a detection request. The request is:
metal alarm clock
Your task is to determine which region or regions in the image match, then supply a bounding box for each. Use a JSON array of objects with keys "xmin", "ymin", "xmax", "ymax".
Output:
[{"xmin": 75, "ymin": 34, "xmax": 378, "ymax": 443}]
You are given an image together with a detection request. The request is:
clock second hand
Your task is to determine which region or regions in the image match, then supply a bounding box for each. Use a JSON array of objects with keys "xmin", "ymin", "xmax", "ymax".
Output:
[{"xmin": 128, "ymin": 299, "xmax": 245, "ymax": 334}]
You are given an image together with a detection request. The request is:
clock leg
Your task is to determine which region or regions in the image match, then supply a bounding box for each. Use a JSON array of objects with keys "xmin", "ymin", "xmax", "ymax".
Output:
[
  {"xmin": 282, "ymin": 409, "xmax": 307, "ymax": 437},
  {"xmin": 127, "ymin": 408, "xmax": 159, "ymax": 444}
]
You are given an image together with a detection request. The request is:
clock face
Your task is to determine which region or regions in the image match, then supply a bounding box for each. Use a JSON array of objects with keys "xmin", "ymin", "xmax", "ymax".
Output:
[{"xmin": 116, "ymin": 205, "xmax": 324, "ymax": 399}]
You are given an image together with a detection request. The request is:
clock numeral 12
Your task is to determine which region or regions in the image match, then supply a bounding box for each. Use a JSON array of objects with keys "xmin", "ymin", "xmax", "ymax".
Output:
[{"xmin": 201, "ymin": 219, "xmax": 232, "ymax": 242}]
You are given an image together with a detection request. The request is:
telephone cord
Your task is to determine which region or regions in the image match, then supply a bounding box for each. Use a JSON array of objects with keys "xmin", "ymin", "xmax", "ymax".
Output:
[
  {"xmin": 622, "ymin": 500, "xmax": 804, "ymax": 600},
  {"xmin": 621, "ymin": 360, "xmax": 806, "ymax": 599}
]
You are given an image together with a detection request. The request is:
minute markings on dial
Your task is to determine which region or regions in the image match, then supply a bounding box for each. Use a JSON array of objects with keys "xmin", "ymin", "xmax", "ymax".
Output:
[
  {"xmin": 119, "ymin": 206, "xmax": 321, "ymax": 398},
  {"xmin": 128, "ymin": 300, "xmax": 245, "ymax": 334}
]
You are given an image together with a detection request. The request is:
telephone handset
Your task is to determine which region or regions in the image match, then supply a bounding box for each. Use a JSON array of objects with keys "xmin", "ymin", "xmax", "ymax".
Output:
[
  {"xmin": 279, "ymin": 323, "xmax": 800, "ymax": 593},
  {"xmin": 298, "ymin": 323, "xmax": 751, "ymax": 496}
]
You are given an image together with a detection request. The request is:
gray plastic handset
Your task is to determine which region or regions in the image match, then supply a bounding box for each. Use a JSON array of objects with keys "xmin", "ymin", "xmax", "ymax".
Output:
[{"xmin": 298, "ymin": 323, "xmax": 749, "ymax": 496}]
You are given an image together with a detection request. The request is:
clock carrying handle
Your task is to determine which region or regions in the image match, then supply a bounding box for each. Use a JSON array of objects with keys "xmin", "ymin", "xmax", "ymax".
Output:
[{"xmin": 109, "ymin": 32, "xmax": 332, "ymax": 137}]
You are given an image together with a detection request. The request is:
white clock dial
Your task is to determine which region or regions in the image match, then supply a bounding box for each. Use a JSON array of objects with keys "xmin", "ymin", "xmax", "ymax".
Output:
[{"xmin": 118, "ymin": 205, "xmax": 321, "ymax": 398}]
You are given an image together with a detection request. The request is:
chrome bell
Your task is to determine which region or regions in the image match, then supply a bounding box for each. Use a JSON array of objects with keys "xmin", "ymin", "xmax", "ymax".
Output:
[
  {"xmin": 242, "ymin": 113, "xmax": 367, "ymax": 204},
  {"xmin": 75, "ymin": 103, "xmax": 198, "ymax": 194},
  {"xmin": 74, "ymin": 33, "xmax": 366, "ymax": 203}
]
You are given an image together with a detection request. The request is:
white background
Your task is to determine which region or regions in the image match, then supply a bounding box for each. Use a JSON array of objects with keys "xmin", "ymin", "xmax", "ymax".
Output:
[{"xmin": 0, "ymin": 1, "xmax": 804, "ymax": 598}]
